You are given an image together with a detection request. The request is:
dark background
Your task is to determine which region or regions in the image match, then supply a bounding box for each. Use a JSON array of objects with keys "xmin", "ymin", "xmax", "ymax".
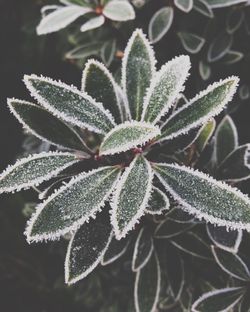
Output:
[{"xmin": 1, "ymin": 0, "xmax": 250, "ymax": 311}]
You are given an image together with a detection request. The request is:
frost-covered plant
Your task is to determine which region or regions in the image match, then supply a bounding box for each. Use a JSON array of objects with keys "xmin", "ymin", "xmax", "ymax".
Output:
[{"xmin": 2, "ymin": 28, "xmax": 250, "ymax": 310}]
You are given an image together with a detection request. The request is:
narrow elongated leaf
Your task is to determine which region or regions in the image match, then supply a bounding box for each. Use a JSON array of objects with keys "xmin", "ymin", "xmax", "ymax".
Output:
[
  {"xmin": 26, "ymin": 166, "xmax": 121, "ymax": 242},
  {"xmin": 103, "ymin": 1, "xmax": 135, "ymax": 21},
  {"xmin": 174, "ymin": 0, "xmax": 193, "ymax": 12},
  {"xmin": 111, "ymin": 156, "xmax": 153, "ymax": 239},
  {"xmin": 0, "ymin": 152, "xmax": 78, "ymax": 194},
  {"xmin": 212, "ymin": 246, "xmax": 250, "ymax": 281},
  {"xmin": 214, "ymin": 115, "xmax": 238, "ymax": 165},
  {"xmin": 100, "ymin": 39, "xmax": 116, "ymax": 67},
  {"xmin": 160, "ymin": 77, "xmax": 239, "ymax": 142},
  {"xmin": 141, "ymin": 55, "xmax": 191, "ymax": 124},
  {"xmin": 132, "ymin": 227, "xmax": 154, "ymax": 271},
  {"xmin": 192, "ymin": 287, "xmax": 244, "ymax": 312},
  {"xmin": 145, "ymin": 186, "xmax": 170, "ymax": 215},
  {"xmin": 207, "ymin": 32, "xmax": 233, "ymax": 63},
  {"xmin": 155, "ymin": 218, "xmax": 195, "ymax": 238},
  {"xmin": 193, "ymin": 0, "xmax": 214, "ymax": 18},
  {"xmin": 82, "ymin": 59, "xmax": 122, "ymax": 123},
  {"xmin": 134, "ymin": 252, "xmax": 161, "ymax": 312},
  {"xmin": 65, "ymin": 210, "xmax": 112, "ymax": 284},
  {"xmin": 199, "ymin": 61, "xmax": 211, "ymax": 81},
  {"xmin": 206, "ymin": 0, "xmax": 247, "ymax": 8},
  {"xmin": 122, "ymin": 29, "xmax": 156, "ymax": 120},
  {"xmin": 66, "ymin": 42, "xmax": 103, "ymax": 59},
  {"xmin": 8, "ymin": 99, "xmax": 87, "ymax": 151},
  {"xmin": 80, "ymin": 15, "xmax": 105, "ymax": 33},
  {"xmin": 207, "ymin": 224, "xmax": 242, "ymax": 253},
  {"xmin": 99, "ymin": 121, "xmax": 160, "ymax": 156},
  {"xmin": 37, "ymin": 6, "xmax": 92, "ymax": 35},
  {"xmin": 195, "ymin": 119, "xmax": 216, "ymax": 153},
  {"xmin": 222, "ymin": 50, "xmax": 243, "ymax": 65},
  {"xmin": 148, "ymin": 7, "xmax": 174, "ymax": 44},
  {"xmin": 101, "ymin": 235, "xmax": 130, "ymax": 265},
  {"xmin": 154, "ymin": 163, "xmax": 250, "ymax": 231},
  {"xmin": 227, "ymin": 9, "xmax": 244, "ymax": 34},
  {"xmin": 24, "ymin": 75, "xmax": 116, "ymax": 135},
  {"xmin": 218, "ymin": 144, "xmax": 250, "ymax": 181},
  {"xmin": 178, "ymin": 32, "xmax": 205, "ymax": 54}
]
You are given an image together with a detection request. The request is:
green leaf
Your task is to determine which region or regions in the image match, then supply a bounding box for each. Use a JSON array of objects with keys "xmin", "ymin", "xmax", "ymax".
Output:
[
  {"xmin": 0, "ymin": 152, "xmax": 78, "ymax": 194},
  {"xmin": 155, "ymin": 218, "xmax": 195, "ymax": 239},
  {"xmin": 101, "ymin": 39, "xmax": 116, "ymax": 67},
  {"xmin": 214, "ymin": 115, "xmax": 238, "ymax": 165},
  {"xmin": 82, "ymin": 59, "xmax": 122, "ymax": 124},
  {"xmin": 207, "ymin": 31, "xmax": 233, "ymax": 63},
  {"xmin": 145, "ymin": 186, "xmax": 170, "ymax": 215},
  {"xmin": 24, "ymin": 75, "xmax": 116, "ymax": 135},
  {"xmin": 174, "ymin": 0, "xmax": 193, "ymax": 12},
  {"xmin": 207, "ymin": 224, "xmax": 242, "ymax": 253},
  {"xmin": 66, "ymin": 42, "xmax": 103, "ymax": 59},
  {"xmin": 99, "ymin": 121, "xmax": 160, "ymax": 156},
  {"xmin": 134, "ymin": 252, "xmax": 161, "ymax": 312},
  {"xmin": 141, "ymin": 55, "xmax": 190, "ymax": 124},
  {"xmin": 199, "ymin": 61, "xmax": 211, "ymax": 81},
  {"xmin": 65, "ymin": 210, "xmax": 112, "ymax": 284},
  {"xmin": 111, "ymin": 156, "xmax": 153, "ymax": 239},
  {"xmin": 192, "ymin": 287, "xmax": 244, "ymax": 312},
  {"xmin": 80, "ymin": 15, "xmax": 105, "ymax": 33},
  {"xmin": 222, "ymin": 50, "xmax": 244, "ymax": 65},
  {"xmin": 193, "ymin": 0, "xmax": 214, "ymax": 18},
  {"xmin": 25, "ymin": 166, "xmax": 121, "ymax": 242},
  {"xmin": 132, "ymin": 227, "xmax": 154, "ymax": 271},
  {"xmin": 226, "ymin": 9, "xmax": 244, "ymax": 34},
  {"xmin": 154, "ymin": 163, "xmax": 250, "ymax": 231},
  {"xmin": 101, "ymin": 235, "xmax": 130, "ymax": 265},
  {"xmin": 37, "ymin": 5, "xmax": 92, "ymax": 35},
  {"xmin": 195, "ymin": 119, "xmax": 216, "ymax": 153},
  {"xmin": 206, "ymin": 0, "xmax": 247, "ymax": 8},
  {"xmin": 160, "ymin": 77, "xmax": 239, "ymax": 142},
  {"xmin": 148, "ymin": 7, "xmax": 174, "ymax": 44},
  {"xmin": 178, "ymin": 32, "xmax": 205, "ymax": 54},
  {"xmin": 8, "ymin": 99, "xmax": 88, "ymax": 152},
  {"xmin": 239, "ymin": 85, "xmax": 250, "ymax": 100},
  {"xmin": 218, "ymin": 144, "xmax": 250, "ymax": 182},
  {"xmin": 212, "ymin": 246, "xmax": 250, "ymax": 281},
  {"xmin": 103, "ymin": 0, "xmax": 135, "ymax": 21},
  {"xmin": 122, "ymin": 29, "xmax": 156, "ymax": 120}
]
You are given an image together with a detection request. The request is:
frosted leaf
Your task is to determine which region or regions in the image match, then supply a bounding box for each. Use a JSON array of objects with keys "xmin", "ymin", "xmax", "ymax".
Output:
[
  {"xmin": 212, "ymin": 246, "xmax": 250, "ymax": 281},
  {"xmin": 100, "ymin": 39, "xmax": 116, "ymax": 67},
  {"xmin": 148, "ymin": 7, "xmax": 174, "ymax": 44},
  {"xmin": 134, "ymin": 251, "xmax": 161, "ymax": 312},
  {"xmin": 103, "ymin": 0, "xmax": 135, "ymax": 21},
  {"xmin": 24, "ymin": 75, "xmax": 116, "ymax": 135},
  {"xmin": 111, "ymin": 155, "xmax": 153, "ymax": 239},
  {"xmin": 174, "ymin": 0, "xmax": 193, "ymax": 12},
  {"xmin": 25, "ymin": 166, "xmax": 121, "ymax": 242},
  {"xmin": 80, "ymin": 15, "xmax": 105, "ymax": 33},
  {"xmin": 193, "ymin": 0, "xmax": 214, "ymax": 18},
  {"xmin": 122, "ymin": 29, "xmax": 156, "ymax": 120},
  {"xmin": 191, "ymin": 287, "xmax": 244, "ymax": 312},
  {"xmin": 82, "ymin": 59, "xmax": 122, "ymax": 124},
  {"xmin": 214, "ymin": 115, "xmax": 238, "ymax": 165},
  {"xmin": 141, "ymin": 55, "xmax": 191, "ymax": 124},
  {"xmin": 207, "ymin": 224, "xmax": 242, "ymax": 253},
  {"xmin": 222, "ymin": 50, "xmax": 244, "ymax": 65},
  {"xmin": 207, "ymin": 31, "xmax": 233, "ymax": 63},
  {"xmin": 66, "ymin": 42, "xmax": 103, "ymax": 60},
  {"xmin": 65, "ymin": 210, "xmax": 112, "ymax": 284},
  {"xmin": 199, "ymin": 60, "xmax": 211, "ymax": 81},
  {"xmin": 170, "ymin": 232, "xmax": 211, "ymax": 259},
  {"xmin": 132, "ymin": 227, "xmax": 154, "ymax": 272},
  {"xmin": 160, "ymin": 77, "xmax": 239, "ymax": 142},
  {"xmin": 101, "ymin": 235, "xmax": 130, "ymax": 266},
  {"xmin": 154, "ymin": 163, "xmax": 250, "ymax": 232},
  {"xmin": 206, "ymin": 0, "xmax": 247, "ymax": 8},
  {"xmin": 227, "ymin": 9, "xmax": 244, "ymax": 34},
  {"xmin": 145, "ymin": 186, "xmax": 170, "ymax": 215},
  {"xmin": 8, "ymin": 99, "xmax": 88, "ymax": 152},
  {"xmin": 155, "ymin": 218, "xmax": 195, "ymax": 239},
  {"xmin": 178, "ymin": 32, "xmax": 205, "ymax": 54},
  {"xmin": 0, "ymin": 152, "xmax": 78, "ymax": 194},
  {"xmin": 195, "ymin": 119, "xmax": 216, "ymax": 153},
  {"xmin": 37, "ymin": 6, "xmax": 92, "ymax": 35},
  {"xmin": 99, "ymin": 121, "xmax": 160, "ymax": 156}
]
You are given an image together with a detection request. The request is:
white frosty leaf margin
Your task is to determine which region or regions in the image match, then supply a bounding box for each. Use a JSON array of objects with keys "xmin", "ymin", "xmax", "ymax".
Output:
[
  {"xmin": 191, "ymin": 287, "xmax": 244, "ymax": 312},
  {"xmin": 23, "ymin": 74, "xmax": 116, "ymax": 135},
  {"xmin": 121, "ymin": 29, "xmax": 157, "ymax": 119},
  {"xmin": 154, "ymin": 163, "xmax": 250, "ymax": 232},
  {"xmin": 64, "ymin": 229, "xmax": 113, "ymax": 285},
  {"xmin": 25, "ymin": 166, "xmax": 121, "ymax": 243},
  {"xmin": 7, "ymin": 98, "xmax": 86, "ymax": 151},
  {"xmin": 145, "ymin": 186, "xmax": 170, "ymax": 215},
  {"xmin": 103, "ymin": 0, "xmax": 135, "ymax": 21},
  {"xmin": 132, "ymin": 227, "xmax": 154, "ymax": 272},
  {"xmin": 141, "ymin": 55, "xmax": 191, "ymax": 124},
  {"xmin": 0, "ymin": 151, "xmax": 78, "ymax": 194},
  {"xmin": 134, "ymin": 252, "xmax": 161, "ymax": 312},
  {"xmin": 160, "ymin": 76, "xmax": 239, "ymax": 142},
  {"xmin": 111, "ymin": 156, "xmax": 154, "ymax": 239},
  {"xmin": 100, "ymin": 120, "xmax": 160, "ymax": 156},
  {"xmin": 174, "ymin": 0, "xmax": 193, "ymax": 12}
]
